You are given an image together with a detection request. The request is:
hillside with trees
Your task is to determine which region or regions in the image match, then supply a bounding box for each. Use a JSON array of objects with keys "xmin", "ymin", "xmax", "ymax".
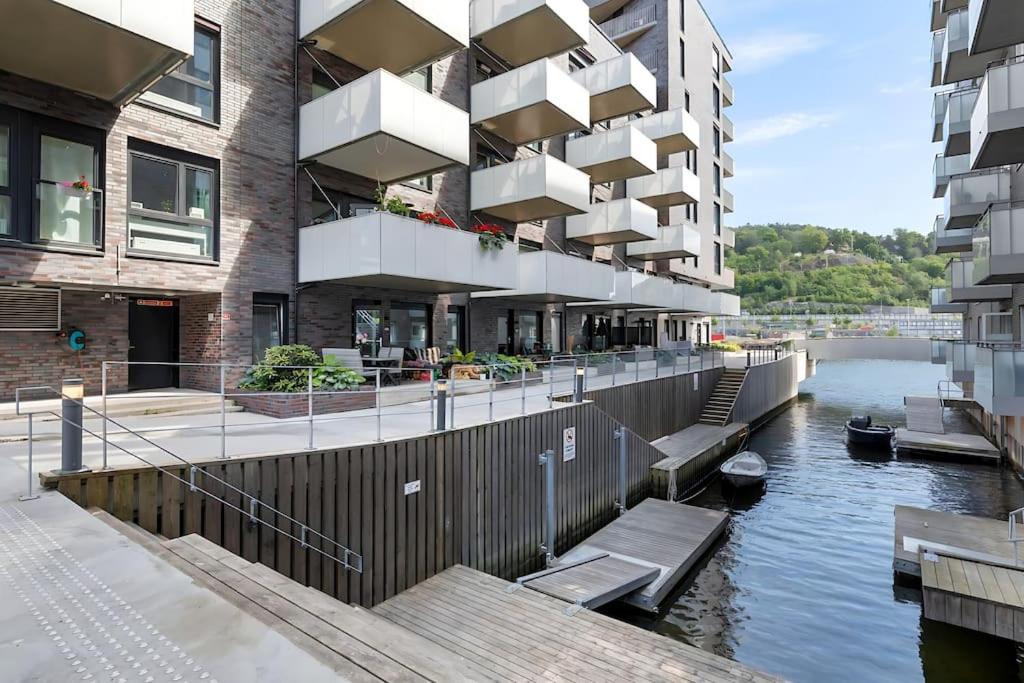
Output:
[{"xmin": 728, "ymin": 224, "xmax": 948, "ymax": 313}]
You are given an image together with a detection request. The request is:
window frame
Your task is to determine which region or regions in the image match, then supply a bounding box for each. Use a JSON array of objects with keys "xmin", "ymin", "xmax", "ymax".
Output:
[
  {"xmin": 127, "ymin": 140, "xmax": 220, "ymax": 263},
  {"xmin": 252, "ymin": 292, "xmax": 289, "ymax": 363},
  {"xmin": 141, "ymin": 21, "xmax": 221, "ymax": 124},
  {"xmin": 0, "ymin": 108, "xmax": 18, "ymax": 240}
]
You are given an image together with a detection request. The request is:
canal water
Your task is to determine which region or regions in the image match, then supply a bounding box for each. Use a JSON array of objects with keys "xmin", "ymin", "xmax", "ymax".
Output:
[{"xmin": 624, "ymin": 359, "xmax": 1024, "ymax": 682}]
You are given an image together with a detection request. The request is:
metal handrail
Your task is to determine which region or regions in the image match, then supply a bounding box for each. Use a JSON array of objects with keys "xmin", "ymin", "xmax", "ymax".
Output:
[{"xmin": 14, "ymin": 385, "xmax": 362, "ymax": 573}]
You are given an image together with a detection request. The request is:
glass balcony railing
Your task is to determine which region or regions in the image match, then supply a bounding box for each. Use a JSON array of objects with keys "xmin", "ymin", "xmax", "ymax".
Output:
[
  {"xmin": 933, "ymin": 153, "xmax": 970, "ymax": 199},
  {"xmin": 931, "ymin": 286, "xmax": 967, "ymax": 313},
  {"xmin": 942, "ymin": 87, "xmax": 978, "ymax": 154},
  {"xmin": 971, "ymin": 202, "xmax": 1024, "ymax": 284},
  {"xmin": 971, "ymin": 56, "xmax": 1024, "ymax": 170},
  {"xmin": 946, "ymin": 340, "xmax": 976, "ymax": 382},
  {"xmin": 943, "ymin": 167, "xmax": 1012, "ymax": 230},
  {"xmin": 974, "ymin": 344, "xmax": 1024, "ymax": 416},
  {"xmin": 36, "ymin": 180, "xmax": 102, "ymax": 249},
  {"xmin": 931, "ymin": 339, "xmax": 948, "ymax": 365}
]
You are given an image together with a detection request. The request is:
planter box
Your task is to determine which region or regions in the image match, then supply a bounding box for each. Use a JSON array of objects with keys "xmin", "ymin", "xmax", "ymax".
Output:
[{"xmin": 234, "ymin": 388, "xmax": 376, "ymax": 419}]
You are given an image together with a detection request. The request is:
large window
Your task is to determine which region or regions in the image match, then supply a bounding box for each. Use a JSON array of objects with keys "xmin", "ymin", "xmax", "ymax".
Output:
[
  {"xmin": 253, "ymin": 293, "xmax": 287, "ymax": 362},
  {"xmin": 144, "ymin": 24, "xmax": 220, "ymax": 122},
  {"xmin": 713, "ymin": 45, "xmax": 721, "ymax": 79},
  {"xmin": 714, "ymin": 243, "xmax": 722, "ymax": 275},
  {"xmin": 446, "ymin": 305, "xmax": 466, "ymax": 352},
  {"xmin": 0, "ymin": 124, "xmax": 9, "ymax": 236},
  {"xmin": 713, "ymin": 164, "xmax": 721, "ymax": 196},
  {"xmin": 679, "ymin": 39, "xmax": 686, "ymax": 78},
  {"xmin": 713, "ymin": 84, "xmax": 721, "ymax": 118},
  {"xmin": 128, "ymin": 142, "xmax": 218, "ymax": 260},
  {"xmin": 391, "ymin": 303, "xmax": 432, "ymax": 350},
  {"xmin": 713, "ymin": 126, "xmax": 721, "ymax": 158},
  {"xmin": 714, "ymin": 203, "xmax": 722, "ymax": 236},
  {"xmin": 38, "ymin": 134, "xmax": 100, "ymax": 246}
]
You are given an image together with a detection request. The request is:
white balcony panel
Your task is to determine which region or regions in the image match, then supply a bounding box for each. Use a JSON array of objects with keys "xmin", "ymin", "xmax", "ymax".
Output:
[
  {"xmin": 721, "ymin": 226, "xmax": 736, "ymax": 248},
  {"xmin": 626, "ymin": 224, "xmax": 700, "ymax": 260},
  {"xmin": 971, "ymin": 203, "xmax": 1024, "ymax": 284},
  {"xmin": 974, "ymin": 345, "xmax": 1024, "ymax": 417},
  {"xmin": 722, "ymin": 114, "xmax": 735, "ymax": 143},
  {"xmin": 471, "ymin": 0, "xmax": 589, "ymax": 67},
  {"xmin": 931, "ymin": 30, "xmax": 946, "ymax": 87},
  {"xmin": 298, "ymin": 213, "xmax": 519, "ymax": 293},
  {"xmin": 947, "ymin": 257, "xmax": 1012, "ymax": 301},
  {"xmin": 722, "ymin": 189, "xmax": 735, "ymax": 214},
  {"xmin": 946, "ymin": 341, "xmax": 976, "ymax": 383},
  {"xmin": 712, "ymin": 293, "xmax": 741, "ymax": 317},
  {"xmin": 472, "ymin": 59, "xmax": 590, "ymax": 145},
  {"xmin": 627, "ymin": 166, "xmax": 700, "ymax": 209},
  {"xmin": 933, "ymin": 153, "xmax": 970, "ymax": 199},
  {"xmin": 0, "ymin": 0, "xmax": 193, "ymax": 105},
  {"xmin": 931, "ymin": 0, "xmax": 946, "ymax": 32},
  {"xmin": 943, "ymin": 87, "xmax": 978, "ymax": 156},
  {"xmin": 630, "ymin": 108, "xmax": 700, "ymax": 156},
  {"xmin": 931, "ymin": 287, "xmax": 968, "ymax": 313},
  {"xmin": 942, "ymin": 8, "xmax": 1006, "ymax": 84},
  {"xmin": 970, "ymin": 58, "xmax": 1024, "ymax": 170},
  {"xmin": 943, "ymin": 168, "xmax": 1012, "ymax": 230},
  {"xmin": 472, "ymin": 250, "xmax": 616, "ymax": 303},
  {"xmin": 722, "ymin": 151, "xmax": 734, "ymax": 178},
  {"xmin": 471, "ymin": 155, "xmax": 591, "ymax": 222},
  {"xmin": 933, "ymin": 213, "xmax": 973, "ymax": 253},
  {"xmin": 299, "ymin": 70, "xmax": 469, "ymax": 184},
  {"xmin": 565, "ymin": 127, "xmax": 656, "ymax": 184},
  {"xmin": 722, "ymin": 78, "xmax": 734, "ymax": 107},
  {"xmin": 566, "ymin": 198, "xmax": 657, "ymax": 246},
  {"xmin": 570, "ymin": 271, "xmax": 678, "ymax": 309},
  {"xmin": 585, "ymin": 0, "xmax": 631, "ymax": 22},
  {"xmin": 969, "ymin": 0, "xmax": 1024, "ymax": 54},
  {"xmin": 570, "ymin": 52, "xmax": 656, "ymax": 122},
  {"xmin": 299, "ymin": 0, "xmax": 468, "ymax": 74},
  {"xmin": 667, "ymin": 282, "xmax": 716, "ymax": 315}
]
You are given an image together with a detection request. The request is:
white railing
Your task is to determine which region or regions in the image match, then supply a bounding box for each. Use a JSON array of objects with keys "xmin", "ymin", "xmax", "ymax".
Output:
[{"xmin": 598, "ymin": 5, "xmax": 657, "ymax": 38}]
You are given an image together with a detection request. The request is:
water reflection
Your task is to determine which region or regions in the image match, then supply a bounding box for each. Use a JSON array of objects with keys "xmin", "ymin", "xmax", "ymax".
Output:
[{"xmin": 622, "ymin": 360, "xmax": 1024, "ymax": 682}]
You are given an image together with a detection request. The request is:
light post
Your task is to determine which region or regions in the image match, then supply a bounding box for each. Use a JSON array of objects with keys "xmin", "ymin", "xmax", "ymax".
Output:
[{"xmin": 59, "ymin": 379, "xmax": 89, "ymax": 474}]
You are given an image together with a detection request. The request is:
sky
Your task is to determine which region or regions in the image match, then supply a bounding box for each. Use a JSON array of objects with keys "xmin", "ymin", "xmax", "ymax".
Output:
[{"xmin": 700, "ymin": 0, "xmax": 935, "ymax": 235}]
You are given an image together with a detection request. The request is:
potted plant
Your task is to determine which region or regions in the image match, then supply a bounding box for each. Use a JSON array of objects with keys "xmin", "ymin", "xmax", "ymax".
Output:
[
  {"xmin": 418, "ymin": 211, "xmax": 457, "ymax": 229},
  {"xmin": 60, "ymin": 176, "xmax": 93, "ymax": 199},
  {"xmin": 472, "ymin": 224, "xmax": 509, "ymax": 251},
  {"xmin": 374, "ymin": 187, "xmax": 411, "ymax": 217}
]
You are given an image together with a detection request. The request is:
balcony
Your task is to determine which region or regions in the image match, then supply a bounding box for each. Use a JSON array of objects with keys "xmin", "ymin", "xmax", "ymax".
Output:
[
  {"xmin": 722, "ymin": 189, "xmax": 735, "ymax": 214},
  {"xmin": 973, "ymin": 344, "xmax": 1024, "ymax": 416},
  {"xmin": 598, "ymin": 4, "xmax": 657, "ymax": 48},
  {"xmin": 947, "ymin": 257, "xmax": 1012, "ymax": 301},
  {"xmin": 931, "ymin": 287, "xmax": 968, "ymax": 313},
  {"xmin": 722, "ymin": 114, "xmax": 735, "ymax": 142},
  {"xmin": 931, "ymin": 0, "xmax": 946, "ymax": 32},
  {"xmin": 971, "ymin": 202, "xmax": 1024, "ymax": 284},
  {"xmin": 299, "ymin": 0, "xmax": 468, "ymax": 75},
  {"xmin": 666, "ymin": 282, "xmax": 725, "ymax": 315},
  {"xmin": 570, "ymin": 271, "xmax": 678, "ymax": 310},
  {"xmin": 933, "ymin": 91, "xmax": 951, "ymax": 143},
  {"xmin": 471, "ymin": 58, "xmax": 590, "ymax": 146},
  {"xmin": 627, "ymin": 166, "xmax": 700, "ymax": 209},
  {"xmin": 946, "ymin": 341, "xmax": 977, "ymax": 383},
  {"xmin": 585, "ymin": 0, "xmax": 631, "ymax": 22},
  {"xmin": 0, "ymin": 0, "xmax": 193, "ymax": 105},
  {"xmin": 630, "ymin": 108, "xmax": 700, "ymax": 156},
  {"xmin": 471, "ymin": 0, "xmax": 589, "ymax": 67},
  {"xmin": 626, "ymin": 224, "xmax": 701, "ymax": 260},
  {"xmin": 565, "ymin": 127, "xmax": 656, "ymax": 184},
  {"xmin": 722, "ymin": 151, "xmax": 734, "ymax": 178},
  {"xmin": 933, "ymin": 153, "xmax": 970, "ymax": 199},
  {"xmin": 931, "ymin": 339, "xmax": 948, "ymax": 365},
  {"xmin": 565, "ymin": 198, "xmax": 658, "ymax": 246},
  {"xmin": 471, "ymin": 154, "xmax": 590, "ymax": 222},
  {"xmin": 943, "ymin": 0, "xmax": 969, "ymax": 9},
  {"xmin": 970, "ymin": 58, "xmax": 1024, "ymax": 170},
  {"xmin": 297, "ymin": 212, "xmax": 519, "ymax": 293},
  {"xmin": 942, "ymin": 87, "xmax": 978, "ymax": 156},
  {"xmin": 299, "ymin": 70, "xmax": 469, "ymax": 184},
  {"xmin": 941, "ymin": 8, "xmax": 1006, "ymax": 84},
  {"xmin": 472, "ymin": 250, "xmax": 616, "ymax": 303},
  {"xmin": 933, "ymin": 213, "xmax": 973, "ymax": 253},
  {"xmin": 969, "ymin": 0, "xmax": 1024, "ymax": 54},
  {"xmin": 722, "ymin": 77, "xmax": 734, "ymax": 107},
  {"xmin": 721, "ymin": 226, "xmax": 736, "ymax": 248},
  {"xmin": 570, "ymin": 52, "xmax": 656, "ymax": 122},
  {"xmin": 714, "ymin": 293, "xmax": 742, "ymax": 317},
  {"xmin": 943, "ymin": 167, "xmax": 1012, "ymax": 230},
  {"xmin": 931, "ymin": 30, "xmax": 945, "ymax": 87},
  {"xmin": 982, "ymin": 311, "xmax": 1014, "ymax": 341}
]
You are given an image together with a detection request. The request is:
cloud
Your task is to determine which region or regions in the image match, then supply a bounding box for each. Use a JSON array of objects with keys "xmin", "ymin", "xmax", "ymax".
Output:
[
  {"xmin": 731, "ymin": 32, "xmax": 828, "ymax": 72},
  {"xmin": 737, "ymin": 112, "xmax": 840, "ymax": 144}
]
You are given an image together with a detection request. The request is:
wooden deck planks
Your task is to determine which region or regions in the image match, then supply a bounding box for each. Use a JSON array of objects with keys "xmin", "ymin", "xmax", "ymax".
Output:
[
  {"xmin": 893, "ymin": 505, "xmax": 1015, "ymax": 577},
  {"xmin": 519, "ymin": 555, "xmax": 660, "ymax": 609},
  {"xmin": 921, "ymin": 552, "xmax": 1024, "ymax": 642}
]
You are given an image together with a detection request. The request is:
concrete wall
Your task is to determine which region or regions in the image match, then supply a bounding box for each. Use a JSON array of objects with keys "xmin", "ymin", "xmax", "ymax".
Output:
[
  {"xmin": 733, "ymin": 351, "xmax": 803, "ymax": 427},
  {"xmin": 795, "ymin": 337, "xmax": 932, "ymax": 362}
]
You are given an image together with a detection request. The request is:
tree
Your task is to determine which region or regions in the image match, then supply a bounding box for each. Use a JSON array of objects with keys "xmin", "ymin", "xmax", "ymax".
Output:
[{"xmin": 795, "ymin": 227, "xmax": 828, "ymax": 254}]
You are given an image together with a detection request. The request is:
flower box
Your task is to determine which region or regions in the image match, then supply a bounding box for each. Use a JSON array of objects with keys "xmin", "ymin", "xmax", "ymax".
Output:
[{"xmin": 233, "ymin": 387, "xmax": 376, "ymax": 419}]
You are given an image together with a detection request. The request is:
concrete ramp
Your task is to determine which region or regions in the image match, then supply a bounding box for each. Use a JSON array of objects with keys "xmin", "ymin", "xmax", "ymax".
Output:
[{"xmin": 905, "ymin": 395, "xmax": 944, "ymax": 434}]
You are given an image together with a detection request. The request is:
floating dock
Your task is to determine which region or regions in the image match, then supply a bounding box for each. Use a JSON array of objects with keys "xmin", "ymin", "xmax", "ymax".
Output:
[
  {"xmin": 523, "ymin": 498, "xmax": 729, "ymax": 612},
  {"xmin": 895, "ymin": 428, "xmax": 1001, "ymax": 464},
  {"xmin": 920, "ymin": 551, "xmax": 1024, "ymax": 642},
  {"xmin": 650, "ymin": 422, "xmax": 749, "ymax": 500},
  {"xmin": 893, "ymin": 505, "xmax": 1014, "ymax": 578}
]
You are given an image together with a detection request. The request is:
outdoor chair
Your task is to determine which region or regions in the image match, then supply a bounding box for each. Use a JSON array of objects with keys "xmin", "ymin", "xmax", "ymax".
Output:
[{"xmin": 322, "ymin": 348, "xmax": 375, "ymax": 380}]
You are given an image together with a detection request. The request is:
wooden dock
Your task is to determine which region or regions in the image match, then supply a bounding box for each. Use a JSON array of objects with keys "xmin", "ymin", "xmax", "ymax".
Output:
[
  {"xmin": 374, "ymin": 564, "xmax": 780, "ymax": 682},
  {"xmin": 650, "ymin": 422, "xmax": 749, "ymax": 500},
  {"xmin": 895, "ymin": 428, "xmax": 1000, "ymax": 464},
  {"xmin": 535, "ymin": 498, "xmax": 729, "ymax": 612},
  {"xmin": 893, "ymin": 505, "xmax": 1014, "ymax": 578},
  {"xmin": 920, "ymin": 551, "xmax": 1024, "ymax": 641}
]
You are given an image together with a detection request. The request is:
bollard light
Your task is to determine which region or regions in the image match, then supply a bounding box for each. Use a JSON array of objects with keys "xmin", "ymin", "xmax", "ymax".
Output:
[
  {"xmin": 62, "ymin": 379, "xmax": 84, "ymax": 400},
  {"xmin": 435, "ymin": 379, "xmax": 448, "ymax": 432},
  {"xmin": 59, "ymin": 378, "xmax": 89, "ymax": 474},
  {"xmin": 574, "ymin": 366, "xmax": 585, "ymax": 403}
]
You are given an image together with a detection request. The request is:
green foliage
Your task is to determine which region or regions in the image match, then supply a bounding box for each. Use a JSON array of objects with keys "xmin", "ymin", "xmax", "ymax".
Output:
[
  {"xmin": 728, "ymin": 223, "xmax": 943, "ymax": 311},
  {"xmin": 374, "ymin": 186, "xmax": 411, "ymax": 217},
  {"xmin": 475, "ymin": 353, "xmax": 537, "ymax": 382},
  {"xmin": 709, "ymin": 341, "xmax": 742, "ymax": 352},
  {"xmin": 885, "ymin": 326, "xmax": 900, "ymax": 337},
  {"xmin": 240, "ymin": 345, "xmax": 365, "ymax": 393},
  {"xmin": 443, "ymin": 348, "xmax": 477, "ymax": 365}
]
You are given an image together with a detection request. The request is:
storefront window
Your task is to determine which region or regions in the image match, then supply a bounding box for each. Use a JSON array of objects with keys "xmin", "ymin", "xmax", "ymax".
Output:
[{"xmin": 390, "ymin": 303, "xmax": 431, "ymax": 351}]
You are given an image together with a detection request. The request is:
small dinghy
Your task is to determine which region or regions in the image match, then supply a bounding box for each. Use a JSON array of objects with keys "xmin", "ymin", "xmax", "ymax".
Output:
[
  {"xmin": 720, "ymin": 451, "xmax": 768, "ymax": 488},
  {"xmin": 845, "ymin": 416, "xmax": 895, "ymax": 450}
]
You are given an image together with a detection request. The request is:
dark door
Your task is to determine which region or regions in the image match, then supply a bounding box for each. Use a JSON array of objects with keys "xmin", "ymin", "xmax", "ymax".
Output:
[{"xmin": 128, "ymin": 298, "xmax": 179, "ymax": 390}]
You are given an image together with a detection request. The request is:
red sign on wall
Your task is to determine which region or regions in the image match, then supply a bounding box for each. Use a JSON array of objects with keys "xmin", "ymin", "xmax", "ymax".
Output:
[{"xmin": 135, "ymin": 299, "xmax": 175, "ymax": 307}]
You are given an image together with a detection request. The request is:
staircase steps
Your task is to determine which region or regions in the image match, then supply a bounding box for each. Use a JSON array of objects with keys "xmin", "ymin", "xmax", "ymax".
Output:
[{"xmin": 698, "ymin": 369, "xmax": 748, "ymax": 426}]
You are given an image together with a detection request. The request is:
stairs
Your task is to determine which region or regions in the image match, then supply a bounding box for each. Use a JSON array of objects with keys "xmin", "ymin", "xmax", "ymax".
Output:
[{"xmin": 698, "ymin": 368, "xmax": 747, "ymax": 426}]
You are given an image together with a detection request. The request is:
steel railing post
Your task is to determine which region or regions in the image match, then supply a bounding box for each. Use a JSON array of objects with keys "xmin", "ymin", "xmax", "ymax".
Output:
[
  {"xmin": 429, "ymin": 376, "xmax": 436, "ymax": 432},
  {"xmin": 489, "ymin": 368, "xmax": 495, "ymax": 422},
  {"xmin": 520, "ymin": 366, "xmax": 527, "ymax": 415},
  {"xmin": 539, "ymin": 449, "xmax": 556, "ymax": 566},
  {"xmin": 220, "ymin": 365, "xmax": 227, "ymax": 459},
  {"xmin": 615, "ymin": 427, "xmax": 628, "ymax": 515},
  {"xmin": 655, "ymin": 350, "xmax": 660, "ymax": 378},
  {"xmin": 450, "ymin": 376, "xmax": 456, "ymax": 428},
  {"xmin": 307, "ymin": 367, "xmax": 314, "ymax": 450},
  {"xmin": 101, "ymin": 362, "xmax": 108, "ymax": 469},
  {"xmin": 20, "ymin": 413, "xmax": 38, "ymax": 501},
  {"xmin": 376, "ymin": 368, "xmax": 382, "ymax": 442},
  {"xmin": 612, "ymin": 352, "xmax": 618, "ymax": 386},
  {"xmin": 547, "ymin": 360, "xmax": 554, "ymax": 409},
  {"xmin": 583, "ymin": 355, "xmax": 589, "ymax": 391},
  {"xmin": 673, "ymin": 348, "xmax": 678, "ymax": 376},
  {"xmin": 635, "ymin": 351, "xmax": 640, "ymax": 383}
]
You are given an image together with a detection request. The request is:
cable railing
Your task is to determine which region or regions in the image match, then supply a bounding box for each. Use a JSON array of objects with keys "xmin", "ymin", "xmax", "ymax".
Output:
[{"xmin": 14, "ymin": 385, "xmax": 363, "ymax": 573}]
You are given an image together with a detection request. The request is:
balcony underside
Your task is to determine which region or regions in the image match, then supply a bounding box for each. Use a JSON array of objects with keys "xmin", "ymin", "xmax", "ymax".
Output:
[
  {"xmin": 476, "ymin": 101, "xmax": 587, "ymax": 147},
  {"xmin": 592, "ymin": 84, "xmax": 654, "ymax": 123},
  {"xmin": 944, "ymin": 127, "xmax": 971, "ymax": 157},
  {"xmin": 635, "ymin": 190, "xmax": 697, "ymax": 209},
  {"xmin": 300, "ymin": 0, "xmax": 467, "ymax": 74},
  {"xmin": 931, "ymin": 301, "xmax": 969, "ymax": 313},
  {"xmin": 970, "ymin": 0, "xmax": 1024, "ymax": 53},
  {"xmin": 307, "ymin": 133, "xmax": 462, "ymax": 185},
  {"xmin": 0, "ymin": 0, "xmax": 192, "ymax": 105},
  {"xmin": 477, "ymin": 196, "xmax": 586, "ymax": 224},
  {"xmin": 586, "ymin": 0, "xmax": 631, "ymax": 23},
  {"xmin": 935, "ymin": 232, "xmax": 974, "ymax": 253},
  {"xmin": 947, "ymin": 202, "xmax": 995, "ymax": 230},
  {"xmin": 473, "ymin": 4, "xmax": 587, "ymax": 67},
  {"xmin": 971, "ymin": 114, "xmax": 1024, "ymax": 170},
  {"xmin": 943, "ymin": 47, "xmax": 1003, "ymax": 84},
  {"xmin": 608, "ymin": 22, "xmax": 654, "ymax": 48},
  {"xmin": 949, "ymin": 284, "xmax": 1012, "ymax": 301}
]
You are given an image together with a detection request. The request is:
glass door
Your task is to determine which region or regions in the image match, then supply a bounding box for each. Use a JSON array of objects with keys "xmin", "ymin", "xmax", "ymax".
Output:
[
  {"xmin": 516, "ymin": 311, "xmax": 541, "ymax": 355},
  {"xmin": 550, "ymin": 313, "xmax": 562, "ymax": 354},
  {"xmin": 390, "ymin": 302, "xmax": 431, "ymax": 352},
  {"xmin": 446, "ymin": 305, "xmax": 465, "ymax": 353},
  {"xmin": 354, "ymin": 303, "xmax": 383, "ymax": 357}
]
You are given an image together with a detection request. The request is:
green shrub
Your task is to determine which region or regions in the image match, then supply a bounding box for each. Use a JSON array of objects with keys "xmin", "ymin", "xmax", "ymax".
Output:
[
  {"xmin": 240, "ymin": 344, "xmax": 365, "ymax": 393},
  {"xmin": 708, "ymin": 341, "xmax": 742, "ymax": 352},
  {"xmin": 475, "ymin": 353, "xmax": 537, "ymax": 381}
]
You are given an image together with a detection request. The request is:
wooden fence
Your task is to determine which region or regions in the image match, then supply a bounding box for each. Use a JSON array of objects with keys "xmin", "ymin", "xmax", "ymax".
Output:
[
  {"xmin": 46, "ymin": 401, "xmax": 665, "ymax": 608},
  {"xmin": 732, "ymin": 352, "xmax": 801, "ymax": 427}
]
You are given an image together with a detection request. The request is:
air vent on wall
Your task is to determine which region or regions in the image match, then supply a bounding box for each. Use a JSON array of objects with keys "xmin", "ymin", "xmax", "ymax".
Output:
[{"xmin": 0, "ymin": 287, "xmax": 61, "ymax": 331}]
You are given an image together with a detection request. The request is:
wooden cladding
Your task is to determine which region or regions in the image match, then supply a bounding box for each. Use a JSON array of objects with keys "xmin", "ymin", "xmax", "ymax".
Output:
[
  {"xmin": 731, "ymin": 353, "xmax": 800, "ymax": 427},
  {"xmin": 49, "ymin": 402, "xmax": 665, "ymax": 608}
]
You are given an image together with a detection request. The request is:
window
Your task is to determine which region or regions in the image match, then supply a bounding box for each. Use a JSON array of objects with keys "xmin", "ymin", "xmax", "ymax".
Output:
[
  {"xmin": 405, "ymin": 174, "xmax": 433, "ymax": 191},
  {"xmin": 518, "ymin": 238, "xmax": 542, "ymax": 252},
  {"xmin": 713, "ymin": 45, "xmax": 721, "ymax": 79},
  {"xmin": 713, "ymin": 164, "xmax": 721, "ymax": 196},
  {"xmin": 310, "ymin": 187, "xmax": 375, "ymax": 224},
  {"xmin": 128, "ymin": 142, "xmax": 218, "ymax": 260},
  {"xmin": 679, "ymin": 39, "xmax": 686, "ymax": 78},
  {"xmin": 311, "ymin": 71, "xmax": 337, "ymax": 100},
  {"xmin": 390, "ymin": 303, "xmax": 432, "ymax": 350},
  {"xmin": 446, "ymin": 305, "xmax": 466, "ymax": 352},
  {"xmin": 714, "ymin": 203, "xmax": 722, "ymax": 236},
  {"xmin": 714, "ymin": 243, "xmax": 722, "ymax": 275},
  {"xmin": 525, "ymin": 140, "xmax": 544, "ymax": 153},
  {"xmin": 517, "ymin": 311, "xmax": 542, "ymax": 354},
  {"xmin": 684, "ymin": 90, "xmax": 691, "ymax": 112},
  {"xmin": 680, "ymin": 0, "xmax": 685, "ymax": 31},
  {"xmin": 713, "ymin": 126, "xmax": 721, "ymax": 158},
  {"xmin": 145, "ymin": 24, "xmax": 220, "ymax": 122},
  {"xmin": 475, "ymin": 149, "xmax": 503, "ymax": 170},
  {"xmin": 404, "ymin": 65, "xmax": 432, "ymax": 93},
  {"xmin": 713, "ymin": 84, "xmax": 721, "ymax": 118},
  {"xmin": 37, "ymin": 133, "xmax": 101, "ymax": 247},
  {"xmin": 253, "ymin": 294, "xmax": 287, "ymax": 362},
  {"xmin": 0, "ymin": 124, "xmax": 9, "ymax": 236}
]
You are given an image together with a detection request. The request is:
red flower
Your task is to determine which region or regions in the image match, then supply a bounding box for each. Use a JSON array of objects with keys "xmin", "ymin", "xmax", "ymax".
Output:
[
  {"xmin": 438, "ymin": 217, "xmax": 456, "ymax": 229},
  {"xmin": 418, "ymin": 211, "xmax": 439, "ymax": 224}
]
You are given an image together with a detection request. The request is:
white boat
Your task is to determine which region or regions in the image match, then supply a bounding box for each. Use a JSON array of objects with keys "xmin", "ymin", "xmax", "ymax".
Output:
[{"xmin": 719, "ymin": 451, "xmax": 767, "ymax": 488}]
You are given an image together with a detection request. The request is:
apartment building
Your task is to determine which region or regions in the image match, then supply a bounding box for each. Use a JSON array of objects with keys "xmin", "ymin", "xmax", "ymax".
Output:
[
  {"xmin": 928, "ymin": 0, "xmax": 1024, "ymax": 467},
  {"xmin": 0, "ymin": 0, "xmax": 737, "ymax": 398}
]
